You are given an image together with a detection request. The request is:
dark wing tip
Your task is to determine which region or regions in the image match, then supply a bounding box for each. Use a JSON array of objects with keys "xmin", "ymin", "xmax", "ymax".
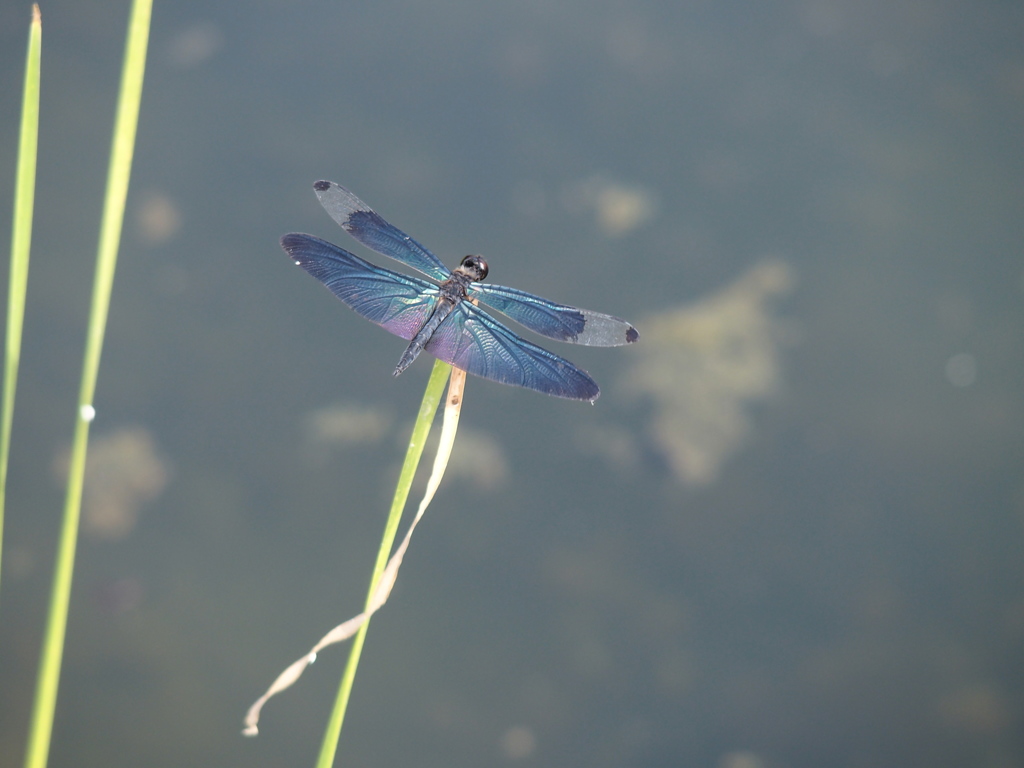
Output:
[
  {"xmin": 280, "ymin": 232, "xmax": 310, "ymax": 262},
  {"xmin": 313, "ymin": 180, "xmax": 332, "ymax": 192},
  {"xmin": 626, "ymin": 326, "xmax": 639, "ymax": 343},
  {"xmin": 572, "ymin": 376, "xmax": 600, "ymax": 403}
]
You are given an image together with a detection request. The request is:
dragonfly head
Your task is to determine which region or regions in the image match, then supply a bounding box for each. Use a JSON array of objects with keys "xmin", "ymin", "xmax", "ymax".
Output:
[{"xmin": 457, "ymin": 254, "xmax": 489, "ymax": 282}]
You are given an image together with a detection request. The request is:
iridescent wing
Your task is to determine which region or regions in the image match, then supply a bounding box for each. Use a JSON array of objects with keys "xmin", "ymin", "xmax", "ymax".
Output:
[
  {"xmin": 469, "ymin": 283, "xmax": 639, "ymax": 347},
  {"xmin": 281, "ymin": 233, "xmax": 439, "ymax": 341},
  {"xmin": 283, "ymin": 233, "xmax": 599, "ymax": 400},
  {"xmin": 424, "ymin": 301, "xmax": 601, "ymax": 402},
  {"xmin": 311, "ymin": 180, "xmax": 639, "ymax": 348},
  {"xmin": 312, "ymin": 180, "xmax": 450, "ymax": 282}
]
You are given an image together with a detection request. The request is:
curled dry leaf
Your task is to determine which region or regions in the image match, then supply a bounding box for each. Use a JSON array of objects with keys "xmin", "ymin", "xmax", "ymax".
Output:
[{"xmin": 243, "ymin": 368, "xmax": 467, "ymax": 736}]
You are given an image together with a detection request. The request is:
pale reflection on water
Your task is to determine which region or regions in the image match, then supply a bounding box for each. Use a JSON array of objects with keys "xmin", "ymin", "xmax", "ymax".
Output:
[
  {"xmin": 301, "ymin": 400, "xmax": 508, "ymax": 491},
  {"xmin": 559, "ymin": 174, "xmax": 659, "ymax": 237},
  {"xmin": 52, "ymin": 426, "xmax": 170, "ymax": 540},
  {"xmin": 302, "ymin": 402, "xmax": 394, "ymax": 447},
  {"xmin": 624, "ymin": 259, "xmax": 795, "ymax": 484}
]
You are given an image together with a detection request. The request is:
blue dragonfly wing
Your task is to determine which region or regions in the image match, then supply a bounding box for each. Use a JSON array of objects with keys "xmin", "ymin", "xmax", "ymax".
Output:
[
  {"xmin": 470, "ymin": 283, "xmax": 638, "ymax": 347},
  {"xmin": 281, "ymin": 233, "xmax": 437, "ymax": 341},
  {"xmin": 423, "ymin": 302, "xmax": 600, "ymax": 402},
  {"xmin": 312, "ymin": 181, "xmax": 450, "ymax": 282}
]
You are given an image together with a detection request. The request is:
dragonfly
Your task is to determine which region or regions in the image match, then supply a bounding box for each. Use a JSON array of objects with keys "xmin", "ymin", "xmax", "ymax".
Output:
[{"xmin": 281, "ymin": 181, "xmax": 638, "ymax": 402}]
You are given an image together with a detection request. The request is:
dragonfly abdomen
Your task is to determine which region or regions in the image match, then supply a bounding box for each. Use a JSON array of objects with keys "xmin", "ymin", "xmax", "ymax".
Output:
[{"xmin": 394, "ymin": 297, "xmax": 459, "ymax": 376}]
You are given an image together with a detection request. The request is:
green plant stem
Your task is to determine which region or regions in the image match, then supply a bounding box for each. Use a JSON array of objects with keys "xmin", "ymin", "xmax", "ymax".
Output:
[
  {"xmin": 23, "ymin": 1, "xmax": 152, "ymax": 767},
  {"xmin": 315, "ymin": 360, "xmax": 452, "ymax": 768},
  {"xmin": 1, "ymin": 3, "xmax": 41, "ymax": 607}
]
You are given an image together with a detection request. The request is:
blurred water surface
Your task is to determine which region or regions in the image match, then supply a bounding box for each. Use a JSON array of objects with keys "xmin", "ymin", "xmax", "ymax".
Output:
[{"xmin": 0, "ymin": 1, "xmax": 1022, "ymax": 766}]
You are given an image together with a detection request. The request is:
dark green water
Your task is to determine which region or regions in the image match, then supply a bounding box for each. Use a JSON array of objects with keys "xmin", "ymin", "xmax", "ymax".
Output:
[{"xmin": 1, "ymin": 1, "xmax": 1022, "ymax": 766}]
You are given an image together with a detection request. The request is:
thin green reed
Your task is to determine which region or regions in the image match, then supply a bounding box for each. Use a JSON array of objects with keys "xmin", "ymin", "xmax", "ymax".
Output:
[
  {"xmin": 1, "ymin": 4, "xmax": 41, "ymax": 606},
  {"xmin": 23, "ymin": 2, "xmax": 153, "ymax": 767},
  {"xmin": 315, "ymin": 359, "xmax": 452, "ymax": 768}
]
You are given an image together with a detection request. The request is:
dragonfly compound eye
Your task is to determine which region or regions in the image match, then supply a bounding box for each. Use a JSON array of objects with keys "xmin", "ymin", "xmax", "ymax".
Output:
[{"xmin": 460, "ymin": 255, "xmax": 489, "ymax": 281}]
